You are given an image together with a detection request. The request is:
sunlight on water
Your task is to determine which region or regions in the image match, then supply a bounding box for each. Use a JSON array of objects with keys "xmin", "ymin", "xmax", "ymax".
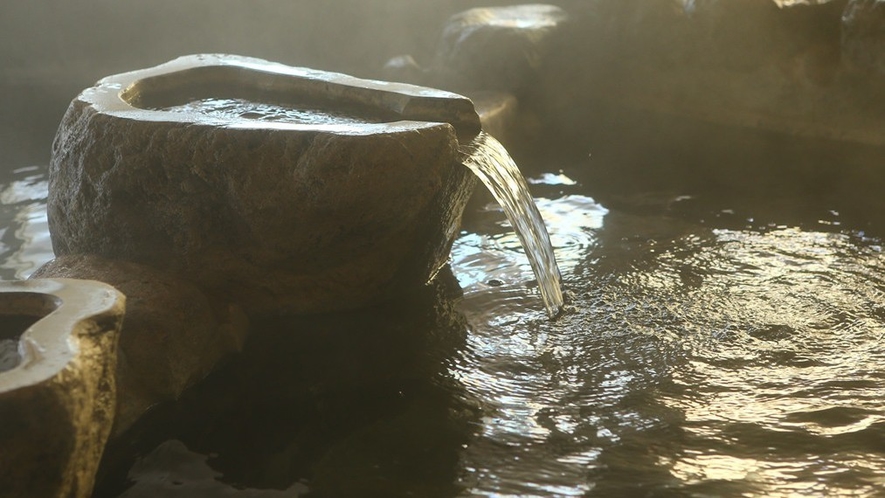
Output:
[
  {"xmin": 449, "ymin": 188, "xmax": 885, "ymax": 496},
  {"xmin": 0, "ymin": 166, "xmax": 52, "ymax": 279},
  {"xmin": 161, "ymin": 97, "xmax": 375, "ymax": 125},
  {"xmin": 4, "ymin": 153, "xmax": 885, "ymax": 496},
  {"xmin": 460, "ymin": 132, "xmax": 564, "ymax": 317}
]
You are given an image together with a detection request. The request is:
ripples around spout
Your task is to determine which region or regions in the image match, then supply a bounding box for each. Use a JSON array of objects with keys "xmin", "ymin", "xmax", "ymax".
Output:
[
  {"xmin": 460, "ymin": 132, "xmax": 564, "ymax": 317},
  {"xmin": 450, "ymin": 186, "xmax": 885, "ymax": 497},
  {"xmin": 6, "ymin": 137, "xmax": 885, "ymax": 496}
]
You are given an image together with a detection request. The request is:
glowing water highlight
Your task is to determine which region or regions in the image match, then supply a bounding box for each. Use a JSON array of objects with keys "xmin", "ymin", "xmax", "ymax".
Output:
[{"xmin": 460, "ymin": 132, "xmax": 564, "ymax": 317}]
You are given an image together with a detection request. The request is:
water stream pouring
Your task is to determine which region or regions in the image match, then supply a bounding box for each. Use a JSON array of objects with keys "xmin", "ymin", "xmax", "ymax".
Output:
[{"xmin": 460, "ymin": 132, "xmax": 564, "ymax": 318}]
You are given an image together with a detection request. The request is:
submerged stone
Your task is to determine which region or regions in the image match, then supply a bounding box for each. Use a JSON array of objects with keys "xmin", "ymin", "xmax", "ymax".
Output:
[{"xmin": 48, "ymin": 54, "xmax": 479, "ymax": 316}]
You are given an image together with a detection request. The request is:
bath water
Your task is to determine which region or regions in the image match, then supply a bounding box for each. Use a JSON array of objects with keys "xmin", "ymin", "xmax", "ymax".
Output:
[
  {"xmin": 0, "ymin": 165, "xmax": 52, "ymax": 374},
  {"xmin": 460, "ymin": 132, "xmax": 564, "ymax": 318},
  {"xmin": 3, "ymin": 146, "xmax": 885, "ymax": 496},
  {"xmin": 0, "ymin": 314, "xmax": 44, "ymax": 373},
  {"xmin": 0, "ymin": 339, "xmax": 19, "ymax": 372},
  {"xmin": 161, "ymin": 98, "xmax": 377, "ymax": 125}
]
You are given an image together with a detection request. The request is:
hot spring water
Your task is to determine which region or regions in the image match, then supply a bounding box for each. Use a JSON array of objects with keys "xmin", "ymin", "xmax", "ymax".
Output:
[
  {"xmin": 3, "ymin": 126, "xmax": 885, "ymax": 495},
  {"xmin": 160, "ymin": 98, "xmax": 380, "ymax": 126}
]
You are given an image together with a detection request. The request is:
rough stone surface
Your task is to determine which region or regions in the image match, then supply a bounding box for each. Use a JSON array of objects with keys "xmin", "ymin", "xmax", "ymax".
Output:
[
  {"xmin": 0, "ymin": 278, "xmax": 124, "ymax": 498},
  {"xmin": 522, "ymin": 0, "xmax": 885, "ymax": 148},
  {"xmin": 49, "ymin": 55, "xmax": 479, "ymax": 316},
  {"xmin": 31, "ymin": 255, "xmax": 249, "ymax": 435},
  {"xmin": 431, "ymin": 4, "xmax": 569, "ymax": 94},
  {"xmin": 843, "ymin": 0, "xmax": 885, "ymax": 73}
]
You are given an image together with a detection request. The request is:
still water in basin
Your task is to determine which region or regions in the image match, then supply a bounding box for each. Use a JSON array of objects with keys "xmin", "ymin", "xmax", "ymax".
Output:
[
  {"xmin": 160, "ymin": 98, "xmax": 380, "ymax": 125},
  {"xmin": 3, "ymin": 148, "xmax": 885, "ymax": 495}
]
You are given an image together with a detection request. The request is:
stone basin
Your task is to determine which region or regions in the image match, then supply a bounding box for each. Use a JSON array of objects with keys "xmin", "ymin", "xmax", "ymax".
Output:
[
  {"xmin": 0, "ymin": 278, "xmax": 124, "ymax": 498},
  {"xmin": 49, "ymin": 54, "xmax": 481, "ymax": 315},
  {"xmin": 6, "ymin": 2, "xmax": 885, "ymax": 497}
]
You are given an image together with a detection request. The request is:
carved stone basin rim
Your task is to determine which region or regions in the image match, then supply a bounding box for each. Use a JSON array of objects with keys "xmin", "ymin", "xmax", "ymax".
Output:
[
  {"xmin": 0, "ymin": 278, "xmax": 123, "ymax": 393},
  {"xmin": 0, "ymin": 278, "xmax": 124, "ymax": 498},
  {"xmin": 49, "ymin": 54, "xmax": 481, "ymax": 315},
  {"xmin": 86, "ymin": 53, "xmax": 482, "ymax": 138}
]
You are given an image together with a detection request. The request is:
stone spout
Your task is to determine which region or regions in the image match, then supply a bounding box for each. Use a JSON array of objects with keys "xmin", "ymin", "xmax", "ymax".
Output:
[{"xmin": 48, "ymin": 54, "xmax": 482, "ymax": 315}]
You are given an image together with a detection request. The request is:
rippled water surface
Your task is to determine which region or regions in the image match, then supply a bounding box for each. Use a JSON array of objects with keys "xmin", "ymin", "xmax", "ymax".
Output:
[
  {"xmin": 0, "ymin": 165, "xmax": 52, "ymax": 279},
  {"xmin": 161, "ymin": 98, "xmax": 377, "ymax": 125},
  {"xmin": 3, "ymin": 152, "xmax": 885, "ymax": 496},
  {"xmin": 451, "ymin": 182, "xmax": 885, "ymax": 496}
]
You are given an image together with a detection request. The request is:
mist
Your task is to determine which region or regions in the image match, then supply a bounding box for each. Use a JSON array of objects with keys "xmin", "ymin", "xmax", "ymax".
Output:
[{"xmin": 0, "ymin": 0, "xmax": 586, "ymax": 166}]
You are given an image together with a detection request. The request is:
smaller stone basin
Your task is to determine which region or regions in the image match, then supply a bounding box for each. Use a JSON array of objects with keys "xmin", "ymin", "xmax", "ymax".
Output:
[
  {"xmin": 49, "ymin": 54, "xmax": 482, "ymax": 315},
  {"xmin": 0, "ymin": 292, "xmax": 56, "ymax": 375},
  {"xmin": 0, "ymin": 278, "xmax": 124, "ymax": 497}
]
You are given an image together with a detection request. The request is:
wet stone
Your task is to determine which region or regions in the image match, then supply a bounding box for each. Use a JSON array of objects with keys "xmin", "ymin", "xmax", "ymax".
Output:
[
  {"xmin": 31, "ymin": 254, "xmax": 249, "ymax": 435},
  {"xmin": 48, "ymin": 54, "xmax": 479, "ymax": 316},
  {"xmin": 0, "ymin": 315, "xmax": 39, "ymax": 373}
]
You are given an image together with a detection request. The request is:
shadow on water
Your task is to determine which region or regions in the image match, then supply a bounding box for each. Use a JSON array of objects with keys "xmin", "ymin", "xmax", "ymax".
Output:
[{"xmin": 94, "ymin": 269, "xmax": 479, "ymax": 498}]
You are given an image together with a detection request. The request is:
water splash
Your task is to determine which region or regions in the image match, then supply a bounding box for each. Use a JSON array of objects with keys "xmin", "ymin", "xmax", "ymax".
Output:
[{"xmin": 460, "ymin": 132, "xmax": 563, "ymax": 317}]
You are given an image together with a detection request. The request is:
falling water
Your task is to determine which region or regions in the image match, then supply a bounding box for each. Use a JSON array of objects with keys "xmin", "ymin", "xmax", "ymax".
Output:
[{"xmin": 460, "ymin": 132, "xmax": 564, "ymax": 317}]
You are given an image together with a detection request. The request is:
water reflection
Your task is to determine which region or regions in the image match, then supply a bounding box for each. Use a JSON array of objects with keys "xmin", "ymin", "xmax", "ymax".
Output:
[
  {"xmin": 452, "ymin": 179, "xmax": 885, "ymax": 496},
  {"xmin": 2, "ymin": 155, "xmax": 885, "ymax": 496},
  {"xmin": 653, "ymin": 227, "xmax": 885, "ymax": 496},
  {"xmin": 0, "ymin": 165, "xmax": 52, "ymax": 279},
  {"xmin": 161, "ymin": 98, "xmax": 379, "ymax": 126}
]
